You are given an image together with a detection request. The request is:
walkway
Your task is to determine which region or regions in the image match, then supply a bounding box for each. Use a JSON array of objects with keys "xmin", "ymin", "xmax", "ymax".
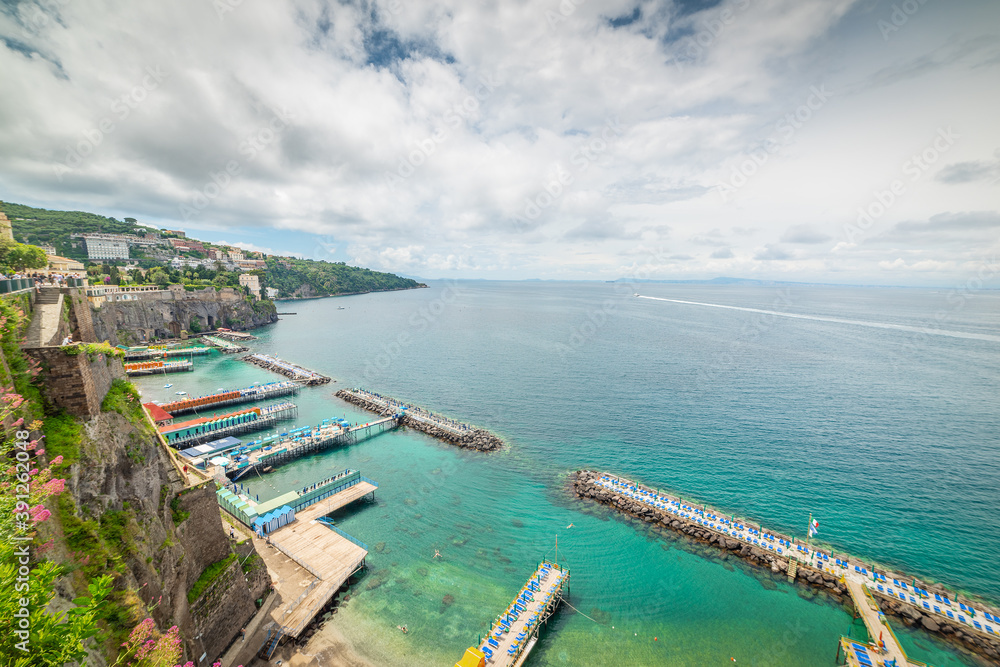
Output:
[
  {"xmin": 252, "ymin": 481, "xmax": 375, "ymax": 638},
  {"xmin": 845, "ymin": 578, "xmax": 910, "ymax": 666},
  {"xmin": 24, "ymin": 288, "xmax": 63, "ymax": 347}
]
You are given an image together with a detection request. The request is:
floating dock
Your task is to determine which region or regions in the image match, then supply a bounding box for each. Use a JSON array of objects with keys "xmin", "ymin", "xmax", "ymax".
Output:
[
  {"xmin": 159, "ymin": 402, "xmax": 298, "ymax": 448},
  {"xmin": 336, "ymin": 388, "xmax": 502, "ymax": 451},
  {"xmin": 456, "ymin": 560, "xmax": 569, "ymax": 667},
  {"xmin": 122, "ymin": 345, "xmax": 212, "ymax": 361},
  {"xmin": 218, "ymin": 470, "xmax": 375, "ymax": 649},
  {"xmin": 201, "ymin": 335, "xmax": 249, "ymax": 353},
  {"xmin": 220, "ymin": 415, "xmax": 399, "ymax": 480},
  {"xmin": 574, "ymin": 470, "xmax": 1000, "ymax": 663},
  {"xmin": 124, "ymin": 359, "xmax": 193, "ymax": 376},
  {"xmin": 155, "ymin": 381, "xmax": 299, "ymax": 416},
  {"xmin": 213, "ymin": 329, "xmax": 257, "ymax": 342},
  {"xmin": 243, "ymin": 353, "xmax": 331, "ymax": 385}
]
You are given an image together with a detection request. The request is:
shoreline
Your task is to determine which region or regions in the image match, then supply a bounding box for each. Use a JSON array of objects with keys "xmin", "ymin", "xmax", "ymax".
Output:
[{"xmin": 274, "ymin": 285, "xmax": 429, "ymax": 302}]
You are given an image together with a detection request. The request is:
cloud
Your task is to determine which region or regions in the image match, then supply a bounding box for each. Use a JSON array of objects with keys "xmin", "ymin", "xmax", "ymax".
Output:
[
  {"xmin": 936, "ymin": 151, "xmax": 1000, "ymax": 185},
  {"xmin": 754, "ymin": 244, "xmax": 793, "ymax": 260},
  {"xmin": 780, "ymin": 224, "xmax": 832, "ymax": 244},
  {"xmin": 0, "ymin": 0, "xmax": 997, "ymax": 286}
]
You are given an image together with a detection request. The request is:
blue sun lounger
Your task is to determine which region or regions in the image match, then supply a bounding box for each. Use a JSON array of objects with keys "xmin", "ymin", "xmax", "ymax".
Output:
[{"xmin": 947, "ymin": 611, "xmax": 955, "ymax": 619}]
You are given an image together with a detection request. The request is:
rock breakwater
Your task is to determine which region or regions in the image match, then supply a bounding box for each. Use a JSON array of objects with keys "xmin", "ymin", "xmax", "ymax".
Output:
[
  {"xmin": 335, "ymin": 388, "xmax": 502, "ymax": 452},
  {"xmin": 572, "ymin": 470, "xmax": 1000, "ymax": 663}
]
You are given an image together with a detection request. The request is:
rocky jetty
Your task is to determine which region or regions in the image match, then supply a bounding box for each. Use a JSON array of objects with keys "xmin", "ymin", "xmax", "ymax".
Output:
[
  {"xmin": 335, "ymin": 389, "xmax": 502, "ymax": 452},
  {"xmin": 572, "ymin": 470, "xmax": 1000, "ymax": 663}
]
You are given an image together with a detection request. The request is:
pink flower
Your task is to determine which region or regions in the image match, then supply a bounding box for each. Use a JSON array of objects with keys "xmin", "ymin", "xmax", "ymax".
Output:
[
  {"xmin": 29, "ymin": 506, "xmax": 51, "ymax": 523},
  {"xmin": 43, "ymin": 478, "xmax": 65, "ymax": 494},
  {"xmin": 35, "ymin": 448, "xmax": 45, "ymax": 456},
  {"xmin": 49, "ymin": 455, "xmax": 62, "ymax": 466}
]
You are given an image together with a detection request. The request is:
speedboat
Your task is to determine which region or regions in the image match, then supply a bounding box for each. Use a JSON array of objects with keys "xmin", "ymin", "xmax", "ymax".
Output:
[
  {"xmin": 163, "ymin": 383, "xmax": 173, "ymax": 388},
  {"xmin": 175, "ymin": 391, "xmax": 187, "ymax": 395}
]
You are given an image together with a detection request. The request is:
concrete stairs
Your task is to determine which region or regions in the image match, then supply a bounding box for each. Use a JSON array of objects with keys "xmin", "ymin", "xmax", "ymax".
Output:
[{"xmin": 23, "ymin": 288, "xmax": 65, "ymax": 348}]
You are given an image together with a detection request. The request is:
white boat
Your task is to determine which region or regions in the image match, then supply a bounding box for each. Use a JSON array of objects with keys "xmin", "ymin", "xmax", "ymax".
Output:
[
  {"xmin": 175, "ymin": 391, "xmax": 187, "ymax": 395},
  {"xmin": 163, "ymin": 383, "xmax": 173, "ymax": 388}
]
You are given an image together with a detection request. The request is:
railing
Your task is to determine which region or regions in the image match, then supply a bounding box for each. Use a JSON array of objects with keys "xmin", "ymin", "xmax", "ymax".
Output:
[
  {"xmin": 283, "ymin": 556, "xmax": 367, "ymax": 638},
  {"xmin": 281, "ymin": 579, "xmax": 319, "ymax": 622},
  {"xmin": 360, "ymin": 475, "xmax": 379, "ymax": 488},
  {"xmin": 317, "ymin": 518, "xmax": 369, "ymax": 551},
  {"xmin": 269, "ymin": 538, "xmax": 323, "ymax": 578}
]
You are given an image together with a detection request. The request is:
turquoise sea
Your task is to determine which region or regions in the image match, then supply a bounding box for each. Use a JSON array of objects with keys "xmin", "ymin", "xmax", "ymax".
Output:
[{"xmin": 131, "ymin": 281, "xmax": 1000, "ymax": 666}]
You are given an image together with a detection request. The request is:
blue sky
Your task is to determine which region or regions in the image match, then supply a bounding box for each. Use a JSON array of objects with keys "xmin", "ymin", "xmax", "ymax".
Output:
[{"xmin": 1, "ymin": 0, "xmax": 998, "ymax": 285}]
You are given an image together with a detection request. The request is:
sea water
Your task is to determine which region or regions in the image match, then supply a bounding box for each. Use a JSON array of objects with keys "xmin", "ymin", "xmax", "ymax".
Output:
[{"xmin": 131, "ymin": 281, "xmax": 1000, "ymax": 666}]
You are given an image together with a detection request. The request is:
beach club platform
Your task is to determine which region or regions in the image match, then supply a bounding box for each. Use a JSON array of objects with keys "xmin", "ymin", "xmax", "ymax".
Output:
[
  {"xmin": 222, "ymin": 471, "xmax": 377, "ymax": 645},
  {"xmin": 456, "ymin": 560, "xmax": 569, "ymax": 667}
]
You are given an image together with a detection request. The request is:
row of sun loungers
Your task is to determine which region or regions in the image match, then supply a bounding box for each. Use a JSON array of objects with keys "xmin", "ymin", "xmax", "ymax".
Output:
[
  {"xmin": 479, "ymin": 562, "xmax": 566, "ymax": 663},
  {"xmin": 597, "ymin": 476, "xmax": 1000, "ymax": 640}
]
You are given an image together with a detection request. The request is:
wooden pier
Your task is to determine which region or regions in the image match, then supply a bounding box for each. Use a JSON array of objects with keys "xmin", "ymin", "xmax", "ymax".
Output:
[
  {"xmin": 160, "ymin": 402, "xmax": 298, "ymax": 448},
  {"xmin": 213, "ymin": 329, "xmax": 257, "ymax": 342},
  {"xmin": 201, "ymin": 335, "xmax": 249, "ymax": 353},
  {"xmin": 123, "ymin": 345, "xmax": 211, "ymax": 361},
  {"xmin": 234, "ymin": 476, "xmax": 376, "ymax": 648},
  {"xmin": 456, "ymin": 560, "xmax": 569, "ymax": 667},
  {"xmin": 157, "ymin": 381, "xmax": 299, "ymax": 416},
  {"xmin": 242, "ymin": 353, "xmax": 331, "ymax": 385},
  {"xmin": 124, "ymin": 359, "xmax": 193, "ymax": 376},
  {"xmin": 225, "ymin": 416, "xmax": 398, "ymax": 479}
]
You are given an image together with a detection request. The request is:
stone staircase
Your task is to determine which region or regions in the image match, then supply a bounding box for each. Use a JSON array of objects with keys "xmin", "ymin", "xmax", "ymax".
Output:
[{"xmin": 23, "ymin": 288, "xmax": 65, "ymax": 348}]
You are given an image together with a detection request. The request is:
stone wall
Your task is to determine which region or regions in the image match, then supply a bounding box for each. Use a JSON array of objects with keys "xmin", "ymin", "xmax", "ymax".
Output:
[
  {"xmin": 24, "ymin": 347, "xmax": 124, "ymax": 418},
  {"xmin": 65, "ymin": 288, "xmax": 98, "ymax": 342}
]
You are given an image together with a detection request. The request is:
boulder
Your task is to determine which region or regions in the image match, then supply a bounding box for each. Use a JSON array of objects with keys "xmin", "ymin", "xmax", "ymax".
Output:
[{"xmin": 921, "ymin": 616, "xmax": 940, "ymax": 632}]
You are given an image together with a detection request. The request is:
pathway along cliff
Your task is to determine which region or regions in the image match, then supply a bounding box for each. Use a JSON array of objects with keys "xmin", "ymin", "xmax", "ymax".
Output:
[
  {"xmin": 335, "ymin": 388, "xmax": 503, "ymax": 452},
  {"xmin": 572, "ymin": 470, "xmax": 1000, "ymax": 664}
]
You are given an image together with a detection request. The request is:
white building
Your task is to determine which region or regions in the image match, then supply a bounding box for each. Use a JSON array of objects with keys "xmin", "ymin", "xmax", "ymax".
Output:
[
  {"xmin": 82, "ymin": 234, "xmax": 130, "ymax": 260},
  {"xmin": 227, "ymin": 248, "xmax": 245, "ymax": 261},
  {"xmin": 239, "ymin": 273, "xmax": 261, "ymax": 299},
  {"xmin": 266, "ymin": 287, "xmax": 279, "ymax": 299}
]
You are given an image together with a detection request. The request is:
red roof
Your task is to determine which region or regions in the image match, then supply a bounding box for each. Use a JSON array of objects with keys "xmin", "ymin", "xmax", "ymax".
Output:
[{"xmin": 142, "ymin": 403, "xmax": 174, "ymax": 423}]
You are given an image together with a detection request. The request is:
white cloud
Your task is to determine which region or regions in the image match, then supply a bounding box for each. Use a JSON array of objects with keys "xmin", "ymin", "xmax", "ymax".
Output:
[{"xmin": 1, "ymin": 0, "xmax": 998, "ymax": 285}]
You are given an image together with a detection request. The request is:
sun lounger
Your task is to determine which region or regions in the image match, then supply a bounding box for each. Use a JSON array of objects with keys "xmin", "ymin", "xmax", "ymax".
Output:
[
  {"xmin": 947, "ymin": 611, "xmax": 955, "ymax": 619},
  {"xmin": 959, "ymin": 615, "xmax": 967, "ymax": 623},
  {"xmin": 974, "ymin": 621, "xmax": 982, "ymax": 630},
  {"xmin": 923, "ymin": 602, "xmax": 930, "ymax": 610},
  {"xmin": 878, "ymin": 585, "xmax": 884, "ymax": 592},
  {"xmin": 934, "ymin": 606, "xmax": 940, "ymax": 613}
]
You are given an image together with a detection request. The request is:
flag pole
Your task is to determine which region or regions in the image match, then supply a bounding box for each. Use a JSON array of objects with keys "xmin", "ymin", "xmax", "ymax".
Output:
[{"xmin": 807, "ymin": 512, "xmax": 812, "ymax": 551}]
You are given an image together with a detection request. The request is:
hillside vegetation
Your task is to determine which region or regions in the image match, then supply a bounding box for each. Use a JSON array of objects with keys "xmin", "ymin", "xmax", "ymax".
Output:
[
  {"xmin": 3, "ymin": 201, "xmax": 142, "ymax": 258},
  {"xmin": 265, "ymin": 257, "xmax": 424, "ymax": 298}
]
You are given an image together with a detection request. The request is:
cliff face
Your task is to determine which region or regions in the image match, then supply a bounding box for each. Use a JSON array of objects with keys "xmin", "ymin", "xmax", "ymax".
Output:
[
  {"xmin": 91, "ymin": 287, "xmax": 277, "ymax": 344},
  {"xmin": 58, "ymin": 402, "xmax": 267, "ymax": 663}
]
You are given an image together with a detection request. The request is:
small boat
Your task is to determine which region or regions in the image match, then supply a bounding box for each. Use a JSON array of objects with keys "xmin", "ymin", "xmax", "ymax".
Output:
[
  {"xmin": 337, "ymin": 306, "xmax": 345, "ymax": 310},
  {"xmin": 175, "ymin": 391, "xmax": 187, "ymax": 395},
  {"xmin": 163, "ymin": 383, "xmax": 173, "ymax": 388}
]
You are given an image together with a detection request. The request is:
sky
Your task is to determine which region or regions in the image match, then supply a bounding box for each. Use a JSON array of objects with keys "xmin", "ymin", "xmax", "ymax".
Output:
[{"xmin": 1, "ymin": 0, "xmax": 998, "ymax": 285}]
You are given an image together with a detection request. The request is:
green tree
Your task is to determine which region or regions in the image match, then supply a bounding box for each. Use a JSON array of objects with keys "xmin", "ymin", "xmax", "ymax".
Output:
[{"xmin": 0, "ymin": 243, "xmax": 48, "ymax": 272}]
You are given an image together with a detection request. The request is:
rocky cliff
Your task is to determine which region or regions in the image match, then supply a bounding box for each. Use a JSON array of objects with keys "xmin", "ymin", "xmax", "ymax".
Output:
[{"xmin": 91, "ymin": 287, "xmax": 277, "ymax": 345}]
